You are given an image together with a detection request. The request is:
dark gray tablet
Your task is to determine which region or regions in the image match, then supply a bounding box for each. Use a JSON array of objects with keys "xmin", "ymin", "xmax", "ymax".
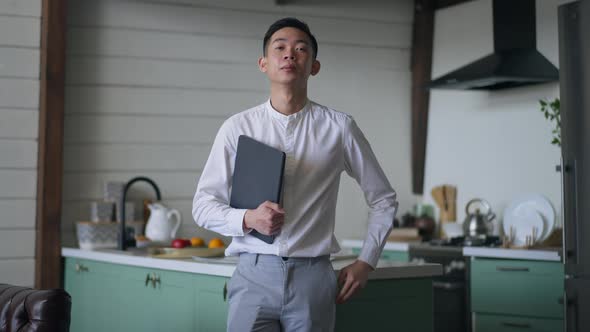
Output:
[{"xmin": 230, "ymin": 135, "xmax": 286, "ymax": 244}]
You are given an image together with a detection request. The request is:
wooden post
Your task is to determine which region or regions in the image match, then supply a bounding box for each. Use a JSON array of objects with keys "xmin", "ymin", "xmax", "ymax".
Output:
[
  {"xmin": 410, "ymin": 0, "xmax": 472, "ymax": 194},
  {"xmin": 36, "ymin": 0, "xmax": 67, "ymax": 289},
  {"xmin": 410, "ymin": 0, "xmax": 435, "ymax": 195}
]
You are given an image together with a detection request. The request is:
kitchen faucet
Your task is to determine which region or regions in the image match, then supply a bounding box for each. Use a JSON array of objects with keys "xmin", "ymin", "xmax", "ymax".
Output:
[{"xmin": 118, "ymin": 176, "xmax": 161, "ymax": 250}]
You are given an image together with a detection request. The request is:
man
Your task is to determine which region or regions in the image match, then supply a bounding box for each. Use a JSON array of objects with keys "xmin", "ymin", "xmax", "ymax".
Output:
[{"xmin": 193, "ymin": 17, "xmax": 398, "ymax": 332}]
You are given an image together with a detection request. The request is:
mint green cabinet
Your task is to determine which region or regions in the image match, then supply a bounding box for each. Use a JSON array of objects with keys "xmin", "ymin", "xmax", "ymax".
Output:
[
  {"xmin": 470, "ymin": 257, "xmax": 564, "ymax": 332},
  {"xmin": 65, "ymin": 259, "xmax": 126, "ymax": 332},
  {"xmin": 351, "ymin": 248, "xmax": 409, "ymax": 262},
  {"xmin": 65, "ymin": 257, "xmax": 434, "ymax": 332},
  {"xmin": 64, "ymin": 258, "xmax": 219, "ymax": 332},
  {"xmin": 194, "ymin": 274, "xmax": 230, "ymax": 332}
]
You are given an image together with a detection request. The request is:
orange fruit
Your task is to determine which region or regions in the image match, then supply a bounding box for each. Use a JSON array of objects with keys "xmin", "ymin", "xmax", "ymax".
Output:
[
  {"xmin": 190, "ymin": 237, "xmax": 205, "ymax": 247},
  {"xmin": 208, "ymin": 238, "xmax": 225, "ymax": 248}
]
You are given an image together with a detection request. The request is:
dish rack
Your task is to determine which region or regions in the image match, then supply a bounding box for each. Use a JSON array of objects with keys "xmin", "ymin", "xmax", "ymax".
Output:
[{"xmin": 500, "ymin": 226, "xmax": 562, "ymax": 249}]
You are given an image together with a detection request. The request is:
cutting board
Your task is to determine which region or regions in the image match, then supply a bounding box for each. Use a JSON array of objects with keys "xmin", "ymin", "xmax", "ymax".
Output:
[{"xmin": 148, "ymin": 247, "xmax": 225, "ymax": 259}]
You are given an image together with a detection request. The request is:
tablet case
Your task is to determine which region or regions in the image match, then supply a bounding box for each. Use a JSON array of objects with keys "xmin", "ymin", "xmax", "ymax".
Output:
[{"xmin": 230, "ymin": 135, "xmax": 286, "ymax": 244}]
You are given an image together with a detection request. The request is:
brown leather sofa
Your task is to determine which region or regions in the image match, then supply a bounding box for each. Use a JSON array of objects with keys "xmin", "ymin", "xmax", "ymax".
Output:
[{"xmin": 0, "ymin": 284, "xmax": 71, "ymax": 332}]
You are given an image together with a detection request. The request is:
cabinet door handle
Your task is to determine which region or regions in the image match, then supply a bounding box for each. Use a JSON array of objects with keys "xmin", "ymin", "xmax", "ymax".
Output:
[
  {"xmin": 432, "ymin": 281, "xmax": 464, "ymax": 290},
  {"xmin": 75, "ymin": 263, "xmax": 89, "ymax": 273},
  {"xmin": 145, "ymin": 273, "xmax": 152, "ymax": 287},
  {"xmin": 501, "ymin": 321, "xmax": 531, "ymax": 329},
  {"xmin": 153, "ymin": 274, "xmax": 161, "ymax": 289},
  {"xmin": 496, "ymin": 266, "xmax": 529, "ymax": 272},
  {"xmin": 223, "ymin": 282, "xmax": 227, "ymax": 302}
]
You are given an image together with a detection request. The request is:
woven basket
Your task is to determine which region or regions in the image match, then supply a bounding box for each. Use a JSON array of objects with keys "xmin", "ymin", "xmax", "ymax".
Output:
[
  {"xmin": 76, "ymin": 221, "xmax": 146, "ymax": 250},
  {"xmin": 76, "ymin": 221, "xmax": 119, "ymax": 250}
]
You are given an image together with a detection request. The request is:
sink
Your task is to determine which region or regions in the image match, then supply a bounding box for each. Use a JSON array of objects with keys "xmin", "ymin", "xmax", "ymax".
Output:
[{"xmin": 95, "ymin": 247, "xmax": 151, "ymax": 257}]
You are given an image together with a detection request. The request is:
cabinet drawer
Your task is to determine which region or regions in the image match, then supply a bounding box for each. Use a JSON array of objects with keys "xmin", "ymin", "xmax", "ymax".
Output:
[
  {"xmin": 351, "ymin": 248, "xmax": 408, "ymax": 262},
  {"xmin": 474, "ymin": 313, "xmax": 563, "ymax": 332},
  {"xmin": 65, "ymin": 258, "xmax": 193, "ymax": 287},
  {"xmin": 471, "ymin": 258, "xmax": 564, "ymax": 318},
  {"xmin": 381, "ymin": 250, "xmax": 409, "ymax": 262}
]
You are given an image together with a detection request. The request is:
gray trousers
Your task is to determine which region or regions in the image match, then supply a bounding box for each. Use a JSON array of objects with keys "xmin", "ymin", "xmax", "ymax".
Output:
[{"xmin": 227, "ymin": 253, "xmax": 338, "ymax": 332}]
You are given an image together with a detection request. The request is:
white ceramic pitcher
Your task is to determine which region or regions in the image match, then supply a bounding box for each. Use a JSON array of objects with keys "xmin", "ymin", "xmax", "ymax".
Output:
[{"xmin": 145, "ymin": 202, "xmax": 182, "ymax": 243}]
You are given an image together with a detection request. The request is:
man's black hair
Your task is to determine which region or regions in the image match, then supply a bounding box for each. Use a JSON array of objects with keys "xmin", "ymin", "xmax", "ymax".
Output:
[{"xmin": 263, "ymin": 17, "xmax": 318, "ymax": 60}]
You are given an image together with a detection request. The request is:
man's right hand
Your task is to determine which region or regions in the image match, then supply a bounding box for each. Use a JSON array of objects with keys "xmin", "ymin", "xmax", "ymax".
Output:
[{"xmin": 243, "ymin": 201, "xmax": 285, "ymax": 236}]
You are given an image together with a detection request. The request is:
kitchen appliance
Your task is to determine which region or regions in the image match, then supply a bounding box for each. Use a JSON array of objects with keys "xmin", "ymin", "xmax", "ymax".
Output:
[
  {"xmin": 429, "ymin": 0, "xmax": 558, "ymax": 90},
  {"xmin": 462, "ymin": 198, "xmax": 495, "ymax": 237},
  {"xmin": 410, "ymin": 235, "xmax": 502, "ymax": 332},
  {"xmin": 559, "ymin": 2, "xmax": 590, "ymax": 331},
  {"xmin": 410, "ymin": 244, "xmax": 468, "ymax": 332}
]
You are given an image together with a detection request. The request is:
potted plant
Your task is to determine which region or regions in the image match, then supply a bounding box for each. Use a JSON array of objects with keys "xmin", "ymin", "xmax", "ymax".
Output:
[{"xmin": 539, "ymin": 98, "xmax": 561, "ymax": 147}]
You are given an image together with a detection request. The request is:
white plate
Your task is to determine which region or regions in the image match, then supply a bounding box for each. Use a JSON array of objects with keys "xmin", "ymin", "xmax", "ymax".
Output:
[
  {"xmin": 502, "ymin": 194, "xmax": 555, "ymax": 244},
  {"xmin": 503, "ymin": 209, "xmax": 545, "ymax": 246}
]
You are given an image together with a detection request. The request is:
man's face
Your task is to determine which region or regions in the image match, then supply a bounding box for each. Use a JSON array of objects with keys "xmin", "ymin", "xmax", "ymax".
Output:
[{"xmin": 258, "ymin": 27, "xmax": 320, "ymax": 86}]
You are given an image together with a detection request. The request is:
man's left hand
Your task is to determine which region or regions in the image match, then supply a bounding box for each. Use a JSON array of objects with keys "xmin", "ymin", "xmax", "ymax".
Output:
[{"xmin": 336, "ymin": 260, "xmax": 373, "ymax": 304}]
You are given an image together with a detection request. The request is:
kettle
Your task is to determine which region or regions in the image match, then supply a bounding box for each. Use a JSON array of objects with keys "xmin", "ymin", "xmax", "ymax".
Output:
[
  {"xmin": 462, "ymin": 198, "xmax": 495, "ymax": 237},
  {"xmin": 145, "ymin": 202, "xmax": 182, "ymax": 243}
]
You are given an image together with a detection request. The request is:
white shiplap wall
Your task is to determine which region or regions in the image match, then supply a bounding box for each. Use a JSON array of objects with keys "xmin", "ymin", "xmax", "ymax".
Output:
[
  {"xmin": 62, "ymin": 0, "xmax": 414, "ymax": 246},
  {"xmin": 0, "ymin": 0, "xmax": 41, "ymax": 287}
]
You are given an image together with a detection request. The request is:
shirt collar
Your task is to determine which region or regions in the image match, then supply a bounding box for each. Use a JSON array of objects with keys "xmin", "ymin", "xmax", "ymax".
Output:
[{"xmin": 265, "ymin": 99, "xmax": 311, "ymax": 122}]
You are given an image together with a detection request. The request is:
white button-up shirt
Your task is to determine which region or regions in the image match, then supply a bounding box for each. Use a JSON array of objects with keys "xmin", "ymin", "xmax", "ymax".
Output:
[{"xmin": 192, "ymin": 99, "xmax": 398, "ymax": 268}]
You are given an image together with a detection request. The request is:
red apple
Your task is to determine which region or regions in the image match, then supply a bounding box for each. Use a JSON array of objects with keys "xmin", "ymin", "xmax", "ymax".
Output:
[{"xmin": 171, "ymin": 238, "xmax": 187, "ymax": 248}]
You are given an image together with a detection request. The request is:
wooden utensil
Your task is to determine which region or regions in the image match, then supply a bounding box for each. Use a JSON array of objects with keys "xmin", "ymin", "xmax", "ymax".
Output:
[
  {"xmin": 432, "ymin": 184, "xmax": 458, "ymax": 238},
  {"xmin": 445, "ymin": 185, "xmax": 457, "ymax": 221},
  {"xmin": 432, "ymin": 184, "xmax": 457, "ymax": 221},
  {"xmin": 431, "ymin": 186, "xmax": 445, "ymax": 209}
]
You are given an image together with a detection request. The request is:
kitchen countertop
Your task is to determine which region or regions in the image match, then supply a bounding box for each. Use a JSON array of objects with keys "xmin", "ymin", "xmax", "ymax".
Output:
[
  {"xmin": 62, "ymin": 247, "xmax": 442, "ymax": 280},
  {"xmin": 342, "ymin": 238, "xmax": 562, "ymax": 262},
  {"xmin": 463, "ymin": 246, "xmax": 562, "ymax": 261},
  {"xmin": 341, "ymin": 239, "xmax": 414, "ymax": 252}
]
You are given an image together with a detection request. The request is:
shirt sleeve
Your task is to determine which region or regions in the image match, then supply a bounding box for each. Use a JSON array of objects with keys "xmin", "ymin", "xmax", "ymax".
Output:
[
  {"xmin": 343, "ymin": 116, "xmax": 398, "ymax": 269},
  {"xmin": 192, "ymin": 118, "xmax": 248, "ymax": 237}
]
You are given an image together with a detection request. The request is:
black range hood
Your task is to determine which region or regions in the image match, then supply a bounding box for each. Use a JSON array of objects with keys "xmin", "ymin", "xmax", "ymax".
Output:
[{"xmin": 429, "ymin": 0, "xmax": 559, "ymax": 90}]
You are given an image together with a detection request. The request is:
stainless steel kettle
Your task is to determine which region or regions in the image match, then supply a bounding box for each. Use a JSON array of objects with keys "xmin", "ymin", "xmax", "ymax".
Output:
[{"xmin": 462, "ymin": 198, "xmax": 495, "ymax": 237}]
